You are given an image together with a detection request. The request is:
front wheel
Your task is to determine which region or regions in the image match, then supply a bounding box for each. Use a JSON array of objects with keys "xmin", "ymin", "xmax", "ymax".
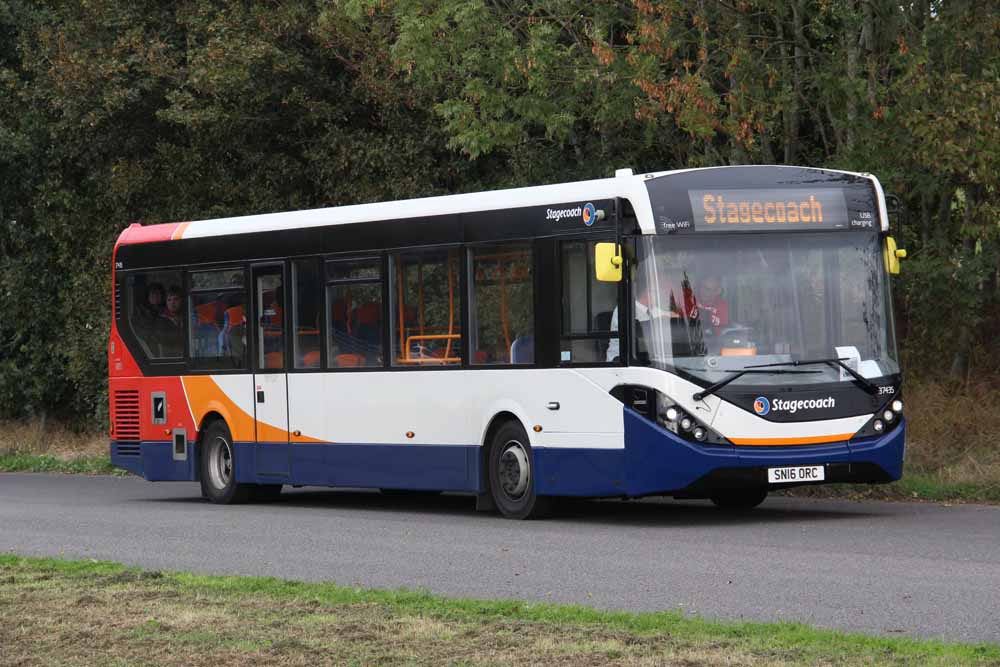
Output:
[
  {"xmin": 709, "ymin": 488, "xmax": 768, "ymax": 510},
  {"xmin": 488, "ymin": 421, "xmax": 550, "ymax": 520},
  {"xmin": 199, "ymin": 421, "xmax": 254, "ymax": 504}
]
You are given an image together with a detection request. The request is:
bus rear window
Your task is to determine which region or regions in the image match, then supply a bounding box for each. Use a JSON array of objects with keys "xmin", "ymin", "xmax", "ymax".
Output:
[{"xmin": 128, "ymin": 270, "xmax": 184, "ymax": 360}]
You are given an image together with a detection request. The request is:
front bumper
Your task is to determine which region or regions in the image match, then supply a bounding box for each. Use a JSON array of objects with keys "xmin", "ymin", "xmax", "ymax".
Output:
[{"xmin": 534, "ymin": 409, "xmax": 905, "ymax": 497}]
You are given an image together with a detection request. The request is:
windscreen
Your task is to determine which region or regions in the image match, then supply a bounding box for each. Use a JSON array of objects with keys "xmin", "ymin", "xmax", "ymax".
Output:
[{"xmin": 630, "ymin": 232, "xmax": 899, "ymax": 386}]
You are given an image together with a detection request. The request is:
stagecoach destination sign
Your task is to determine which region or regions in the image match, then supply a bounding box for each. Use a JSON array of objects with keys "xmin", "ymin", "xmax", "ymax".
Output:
[{"xmin": 688, "ymin": 188, "xmax": 850, "ymax": 230}]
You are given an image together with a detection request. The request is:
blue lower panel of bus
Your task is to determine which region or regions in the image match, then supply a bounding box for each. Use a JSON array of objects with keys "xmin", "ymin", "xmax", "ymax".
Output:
[
  {"xmin": 111, "ymin": 440, "xmax": 198, "ymax": 481},
  {"xmin": 111, "ymin": 412, "xmax": 904, "ymax": 498},
  {"xmin": 235, "ymin": 442, "xmax": 478, "ymax": 491},
  {"xmin": 111, "ymin": 439, "xmax": 478, "ymax": 492}
]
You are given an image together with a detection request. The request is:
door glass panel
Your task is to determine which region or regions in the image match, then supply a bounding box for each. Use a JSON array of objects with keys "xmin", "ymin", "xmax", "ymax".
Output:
[
  {"xmin": 292, "ymin": 260, "xmax": 322, "ymax": 369},
  {"xmin": 560, "ymin": 240, "xmax": 620, "ymax": 363},
  {"xmin": 256, "ymin": 271, "xmax": 284, "ymax": 370}
]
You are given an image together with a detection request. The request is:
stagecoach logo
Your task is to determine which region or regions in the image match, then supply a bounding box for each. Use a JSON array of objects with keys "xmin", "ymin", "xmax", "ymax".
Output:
[
  {"xmin": 755, "ymin": 395, "xmax": 837, "ymax": 416},
  {"xmin": 546, "ymin": 202, "xmax": 597, "ymax": 225}
]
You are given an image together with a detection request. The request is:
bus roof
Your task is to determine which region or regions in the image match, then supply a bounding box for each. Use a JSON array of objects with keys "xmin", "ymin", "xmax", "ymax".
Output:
[{"xmin": 115, "ymin": 166, "xmax": 884, "ymax": 247}]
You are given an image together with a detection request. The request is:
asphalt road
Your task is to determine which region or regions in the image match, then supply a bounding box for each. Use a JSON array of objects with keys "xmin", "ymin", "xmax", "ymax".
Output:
[{"xmin": 1, "ymin": 474, "xmax": 998, "ymax": 644}]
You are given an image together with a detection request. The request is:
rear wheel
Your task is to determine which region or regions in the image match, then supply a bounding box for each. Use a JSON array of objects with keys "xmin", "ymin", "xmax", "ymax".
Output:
[
  {"xmin": 709, "ymin": 488, "xmax": 768, "ymax": 510},
  {"xmin": 488, "ymin": 421, "xmax": 550, "ymax": 520},
  {"xmin": 199, "ymin": 421, "xmax": 254, "ymax": 504}
]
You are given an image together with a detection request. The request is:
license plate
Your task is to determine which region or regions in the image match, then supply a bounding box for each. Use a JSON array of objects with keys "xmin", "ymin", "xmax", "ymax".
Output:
[{"xmin": 767, "ymin": 465, "xmax": 825, "ymax": 484}]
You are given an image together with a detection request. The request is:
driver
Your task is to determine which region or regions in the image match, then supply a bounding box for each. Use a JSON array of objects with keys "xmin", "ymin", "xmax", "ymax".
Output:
[
  {"xmin": 696, "ymin": 276, "xmax": 729, "ymax": 335},
  {"xmin": 605, "ymin": 268, "xmax": 697, "ymax": 362}
]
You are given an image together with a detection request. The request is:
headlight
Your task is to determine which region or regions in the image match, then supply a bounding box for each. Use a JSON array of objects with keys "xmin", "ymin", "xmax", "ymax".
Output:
[
  {"xmin": 892, "ymin": 399, "xmax": 903, "ymax": 413},
  {"xmin": 665, "ymin": 407, "xmax": 679, "ymax": 422},
  {"xmin": 680, "ymin": 416, "xmax": 693, "ymax": 431},
  {"xmin": 883, "ymin": 409, "xmax": 895, "ymax": 422},
  {"xmin": 873, "ymin": 419, "xmax": 885, "ymax": 433}
]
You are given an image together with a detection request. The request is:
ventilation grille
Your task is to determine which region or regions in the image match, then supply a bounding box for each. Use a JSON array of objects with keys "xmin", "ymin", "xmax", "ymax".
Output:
[
  {"xmin": 114, "ymin": 280, "xmax": 122, "ymax": 320},
  {"xmin": 115, "ymin": 443, "xmax": 141, "ymax": 457},
  {"xmin": 113, "ymin": 390, "xmax": 141, "ymax": 441}
]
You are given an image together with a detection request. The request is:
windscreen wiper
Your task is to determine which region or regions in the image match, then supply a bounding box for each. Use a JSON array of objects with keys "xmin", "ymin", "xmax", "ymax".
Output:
[
  {"xmin": 692, "ymin": 368, "xmax": 821, "ymax": 402},
  {"xmin": 746, "ymin": 357, "xmax": 878, "ymax": 394}
]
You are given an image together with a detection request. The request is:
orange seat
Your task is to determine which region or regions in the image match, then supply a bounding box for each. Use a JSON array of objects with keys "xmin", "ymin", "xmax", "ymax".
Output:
[
  {"xmin": 301, "ymin": 350, "xmax": 321, "ymax": 368},
  {"xmin": 354, "ymin": 302, "xmax": 380, "ymax": 326},
  {"xmin": 264, "ymin": 351, "xmax": 284, "ymax": 368},
  {"xmin": 196, "ymin": 301, "xmax": 221, "ymax": 325},
  {"xmin": 224, "ymin": 305, "xmax": 245, "ymax": 328},
  {"xmin": 336, "ymin": 353, "xmax": 365, "ymax": 368}
]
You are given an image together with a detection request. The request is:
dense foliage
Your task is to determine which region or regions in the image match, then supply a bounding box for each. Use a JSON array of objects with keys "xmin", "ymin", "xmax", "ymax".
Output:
[{"xmin": 1, "ymin": 1, "xmax": 997, "ymax": 427}]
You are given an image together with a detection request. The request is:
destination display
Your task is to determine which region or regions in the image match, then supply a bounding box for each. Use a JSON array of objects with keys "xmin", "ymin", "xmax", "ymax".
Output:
[
  {"xmin": 689, "ymin": 188, "xmax": 849, "ymax": 229},
  {"xmin": 644, "ymin": 166, "xmax": 881, "ymax": 235}
]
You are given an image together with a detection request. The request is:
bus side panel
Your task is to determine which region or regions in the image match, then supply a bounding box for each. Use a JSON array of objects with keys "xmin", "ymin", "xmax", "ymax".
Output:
[
  {"xmin": 294, "ymin": 443, "xmax": 478, "ymax": 491},
  {"xmin": 533, "ymin": 447, "xmax": 624, "ymax": 497},
  {"xmin": 622, "ymin": 407, "xmax": 738, "ymax": 496}
]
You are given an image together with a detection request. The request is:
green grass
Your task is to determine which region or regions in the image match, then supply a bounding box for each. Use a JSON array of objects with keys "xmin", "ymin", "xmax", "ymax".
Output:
[
  {"xmin": 783, "ymin": 468, "xmax": 1000, "ymax": 505},
  {"xmin": 0, "ymin": 451, "xmax": 121, "ymax": 475},
  {"xmin": 0, "ymin": 554, "xmax": 997, "ymax": 666}
]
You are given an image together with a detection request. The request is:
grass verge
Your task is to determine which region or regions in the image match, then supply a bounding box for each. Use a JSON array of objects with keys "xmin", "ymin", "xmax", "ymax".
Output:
[
  {"xmin": 0, "ymin": 554, "xmax": 997, "ymax": 666},
  {"xmin": 0, "ymin": 419, "xmax": 120, "ymax": 475},
  {"xmin": 0, "ymin": 450, "xmax": 120, "ymax": 475}
]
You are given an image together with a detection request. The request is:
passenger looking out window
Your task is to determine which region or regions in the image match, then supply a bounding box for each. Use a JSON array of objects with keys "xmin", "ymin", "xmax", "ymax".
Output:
[
  {"xmin": 140, "ymin": 283, "xmax": 165, "ymax": 323},
  {"xmin": 128, "ymin": 271, "xmax": 184, "ymax": 360},
  {"xmin": 154, "ymin": 286, "xmax": 185, "ymax": 357}
]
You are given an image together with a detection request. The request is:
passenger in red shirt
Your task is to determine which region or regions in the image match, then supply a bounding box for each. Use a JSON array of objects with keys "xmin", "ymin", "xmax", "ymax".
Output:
[
  {"xmin": 697, "ymin": 276, "xmax": 729, "ymax": 333},
  {"xmin": 698, "ymin": 276, "xmax": 729, "ymax": 334}
]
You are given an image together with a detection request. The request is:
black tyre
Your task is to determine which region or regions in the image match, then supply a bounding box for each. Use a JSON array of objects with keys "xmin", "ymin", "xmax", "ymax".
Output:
[
  {"xmin": 488, "ymin": 421, "xmax": 550, "ymax": 520},
  {"xmin": 199, "ymin": 421, "xmax": 254, "ymax": 504},
  {"xmin": 709, "ymin": 487, "xmax": 768, "ymax": 510}
]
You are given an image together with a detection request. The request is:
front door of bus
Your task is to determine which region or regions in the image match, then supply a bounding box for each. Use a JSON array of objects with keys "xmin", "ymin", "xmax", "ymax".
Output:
[{"xmin": 252, "ymin": 264, "xmax": 290, "ymax": 478}]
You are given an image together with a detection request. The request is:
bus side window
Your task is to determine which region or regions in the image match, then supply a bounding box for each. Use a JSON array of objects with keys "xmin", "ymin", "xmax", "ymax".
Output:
[
  {"xmin": 326, "ymin": 257, "xmax": 383, "ymax": 368},
  {"xmin": 188, "ymin": 268, "xmax": 246, "ymax": 370},
  {"xmin": 559, "ymin": 240, "xmax": 620, "ymax": 363},
  {"xmin": 470, "ymin": 243, "xmax": 534, "ymax": 365},
  {"xmin": 128, "ymin": 269, "xmax": 184, "ymax": 361},
  {"xmin": 390, "ymin": 248, "xmax": 463, "ymax": 367}
]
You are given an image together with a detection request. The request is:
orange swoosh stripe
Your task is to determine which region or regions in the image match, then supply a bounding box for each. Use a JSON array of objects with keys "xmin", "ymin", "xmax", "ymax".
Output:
[
  {"xmin": 171, "ymin": 222, "xmax": 191, "ymax": 240},
  {"xmin": 730, "ymin": 433, "xmax": 854, "ymax": 446},
  {"xmin": 181, "ymin": 375, "xmax": 324, "ymax": 443}
]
